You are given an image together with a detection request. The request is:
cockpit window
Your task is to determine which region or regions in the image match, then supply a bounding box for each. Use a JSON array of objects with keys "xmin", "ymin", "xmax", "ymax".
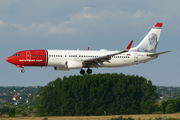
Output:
[{"xmin": 13, "ymin": 54, "xmax": 20, "ymax": 56}]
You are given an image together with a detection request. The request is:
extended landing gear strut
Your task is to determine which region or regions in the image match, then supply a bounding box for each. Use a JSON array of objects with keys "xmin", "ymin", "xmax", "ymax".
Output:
[
  {"xmin": 21, "ymin": 68, "xmax": 25, "ymax": 73},
  {"xmin": 80, "ymin": 68, "xmax": 92, "ymax": 75}
]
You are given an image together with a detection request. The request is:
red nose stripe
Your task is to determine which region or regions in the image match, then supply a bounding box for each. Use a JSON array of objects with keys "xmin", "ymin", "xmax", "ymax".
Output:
[{"xmin": 6, "ymin": 50, "xmax": 47, "ymax": 67}]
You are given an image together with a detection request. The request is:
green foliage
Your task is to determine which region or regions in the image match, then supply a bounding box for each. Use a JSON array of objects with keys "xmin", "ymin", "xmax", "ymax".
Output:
[
  {"xmin": 166, "ymin": 103, "xmax": 176, "ymax": 114},
  {"xmin": 155, "ymin": 117, "xmax": 180, "ymax": 120},
  {"xmin": 28, "ymin": 95, "xmax": 37, "ymax": 105},
  {"xmin": 36, "ymin": 73, "xmax": 157, "ymax": 116},
  {"xmin": 165, "ymin": 99, "xmax": 179, "ymax": 114},
  {"xmin": 161, "ymin": 100, "xmax": 168, "ymax": 114},
  {"xmin": 21, "ymin": 110, "xmax": 28, "ymax": 116},
  {"xmin": 8, "ymin": 107, "xmax": 15, "ymax": 117},
  {"xmin": 15, "ymin": 106, "xmax": 24, "ymax": 114},
  {"xmin": 0, "ymin": 105, "xmax": 11, "ymax": 114},
  {"xmin": 156, "ymin": 98, "xmax": 180, "ymax": 114},
  {"xmin": 111, "ymin": 116, "xmax": 134, "ymax": 120},
  {"xmin": 0, "ymin": 86, "xmax": 39, "ymax": 104},
  {"xmin": 156, "ymin": 86, "xmax": 180, "ymax": 100}
]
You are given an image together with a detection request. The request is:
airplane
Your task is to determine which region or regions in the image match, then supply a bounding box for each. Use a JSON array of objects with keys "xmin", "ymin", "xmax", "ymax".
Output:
[{"xmin": 6, "ymin": 23, "xmax": 171, "ymax": 74}]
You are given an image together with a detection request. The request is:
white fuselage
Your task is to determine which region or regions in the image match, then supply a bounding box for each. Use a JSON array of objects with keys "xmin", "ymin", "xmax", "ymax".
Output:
[{"xmin": 46, "ymin": 50, "xmax": 156, "ymax": 69}]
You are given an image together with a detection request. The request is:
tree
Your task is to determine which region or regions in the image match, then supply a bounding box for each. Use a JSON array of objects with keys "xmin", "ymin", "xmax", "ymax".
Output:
[
  {"xmin": 36, "ymin": 73, "xmax": 157, "ymax": 116},
  {"xmin": 161, "ymin": 100, "xmax": 168, "ymax": 114},
  {"xmin": 166, "ymin": 103, "xmax": 177, "ymax": 114},
  {"xmin": 8, "ymin": 107, "xmax": 15, "ymax": 117},
  {"xmin": 158, "ymin": 99, "xmax": 180, "ymax": 114}
]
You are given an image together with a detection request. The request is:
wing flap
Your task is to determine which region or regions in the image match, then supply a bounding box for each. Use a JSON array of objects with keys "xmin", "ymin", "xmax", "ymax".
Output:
[{"xmin": 83, "ymin": 40, "xmax": 133, "ymax": 67}]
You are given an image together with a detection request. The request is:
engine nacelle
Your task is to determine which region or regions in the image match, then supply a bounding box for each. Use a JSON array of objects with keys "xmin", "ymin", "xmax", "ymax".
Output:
[
  {"xmin": 54, "ymin": 67, "xmax": 70, "ymax": 71},
  {"xmin": 65, "ymin": 60, "xmax": 83, "ymax": 69}
]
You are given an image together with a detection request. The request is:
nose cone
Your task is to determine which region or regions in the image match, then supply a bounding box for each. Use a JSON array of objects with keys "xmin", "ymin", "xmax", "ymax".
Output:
[
  {"xmin": 6, "ymin": 56, "xmax": 14, "ymax": 64},
  {"xmin": 6, "ymin": 57, "xmax": 10, "ymax": 62}
]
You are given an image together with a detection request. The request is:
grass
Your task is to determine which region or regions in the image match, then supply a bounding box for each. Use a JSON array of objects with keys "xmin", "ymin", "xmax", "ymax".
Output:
[{"xmin": 1, "ymin": 114, "xmax": 180, "ymax": 120}]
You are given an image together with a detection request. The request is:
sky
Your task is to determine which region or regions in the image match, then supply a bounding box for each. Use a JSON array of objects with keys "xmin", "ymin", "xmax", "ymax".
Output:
[{"xmin": 1, "ymin": 0, "xmax": 179, "ymax": 86}]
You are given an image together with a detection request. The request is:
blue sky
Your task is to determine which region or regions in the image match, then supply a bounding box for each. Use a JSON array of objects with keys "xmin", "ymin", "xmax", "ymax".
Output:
[{"xmin": 1, "ymin": 0, "xmax": 179, "ymax": 86}]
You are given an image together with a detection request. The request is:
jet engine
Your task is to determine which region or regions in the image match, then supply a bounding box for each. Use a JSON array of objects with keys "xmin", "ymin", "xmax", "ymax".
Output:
[
  {"xmin": 54, "ymin": 67, "xmax": 70, "ymax": 71},
  {"xmin": 65, "ymin": 60, "xmax": 83, "ymax": 69}
]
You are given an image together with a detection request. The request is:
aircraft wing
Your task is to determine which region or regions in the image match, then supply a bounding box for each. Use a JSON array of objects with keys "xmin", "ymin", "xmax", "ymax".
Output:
[
  {"xmin": 83, "ymin": 40, "xmax": 133, "ymax": 67},
  {"xmin": 147, "ymin": 50, "xmax": 171, "ymax": 57}
]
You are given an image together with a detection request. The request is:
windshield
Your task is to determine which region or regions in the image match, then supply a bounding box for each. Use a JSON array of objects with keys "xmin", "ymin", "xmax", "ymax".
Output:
[{"xmin": 13, "ymin": 54, "xmax": 20, "ymax": 56}]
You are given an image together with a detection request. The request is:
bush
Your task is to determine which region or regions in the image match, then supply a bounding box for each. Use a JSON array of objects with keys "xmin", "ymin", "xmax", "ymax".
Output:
[
  {"xmin": 166, "ymin": 103, "xmax": 178, "ymax": 114},
  {"xmin": 15, "ymin": 107, "xmax": 24, "ymax": 114},
  {"xmin": 0, "ymin": 105, "xmax": 10, "ymax": 114},
  {"xmin": 21, "ymin": 110, "xmax": 28, "ymax": 116},
  {"xmin": 8, "ymin": 107, "xmax": 15, "ymax": 117},
  {"xmin": 111, "ymin": 116, "xmax": 134, "ymax": 120}
]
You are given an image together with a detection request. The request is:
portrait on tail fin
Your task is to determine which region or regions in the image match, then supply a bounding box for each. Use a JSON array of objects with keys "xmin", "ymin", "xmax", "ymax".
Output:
[
  {"xmin": 137, "ymin": 33, "xmax": 158, "ymax": 53},
  {"xmin": 130, "ymin": 23, "xmax": 162, "ymax": 53}
]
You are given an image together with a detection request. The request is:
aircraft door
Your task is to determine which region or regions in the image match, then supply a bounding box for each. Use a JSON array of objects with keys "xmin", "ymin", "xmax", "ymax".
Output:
[
  {"xmin": 26, "ymin": 51, "xmax": 31, "ymax": 61},
  {"xmin": 134, "ymin": 53, "xmax": 138, "ymax": 62}
]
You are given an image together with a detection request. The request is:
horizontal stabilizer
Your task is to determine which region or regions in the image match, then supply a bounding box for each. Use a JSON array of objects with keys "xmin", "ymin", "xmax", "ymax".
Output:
[{"xmin": 147, "ymin": 50, "xmax": 171, "ymax": 57}]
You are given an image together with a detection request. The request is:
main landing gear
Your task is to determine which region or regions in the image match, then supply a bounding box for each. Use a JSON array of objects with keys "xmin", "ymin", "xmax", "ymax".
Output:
[{"xmin": 80, "ymin": 68, "xmax": 92, "ymax": 75}]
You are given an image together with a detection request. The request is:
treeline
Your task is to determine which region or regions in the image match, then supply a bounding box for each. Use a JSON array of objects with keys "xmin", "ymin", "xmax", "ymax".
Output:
[
  {"xmin": 156, "ymin": 98, "xmax": 180, "ymax": 114},
  {"xmin": 36, "ymin": 73, "xmax": 157, "ymax": 116},
  {"xmin": 156, "ymin": 86, "xmax": 180, "ymax": 99},
  {"xmin": 0, "ymin": 86, "xmax": 39, "ymax": 103}
]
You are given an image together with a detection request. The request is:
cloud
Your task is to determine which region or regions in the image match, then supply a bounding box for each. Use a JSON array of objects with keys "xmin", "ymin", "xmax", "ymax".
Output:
[
  {"xmin": 0, "ymin": 20, "xmax": 4, "ymax": 25},
  {"xmin": 0, "ymin": 3, "xmax": 179, "ymax": 42},
  {"xmin": 49, "ymin": 26, "xmax": 73, "ymax": 34},
  {"xmin": 134, "ymin": 10, "xmax": 152, "ymax": 18}
]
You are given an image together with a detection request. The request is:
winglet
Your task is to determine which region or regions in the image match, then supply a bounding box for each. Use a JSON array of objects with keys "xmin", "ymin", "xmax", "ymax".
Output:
[
  {"xmin": 86, "ymin": 47, "xmax": 89, "ymax": 50},
  {"xmin": 125, "ymin": 40, "xmax": 133, "ymax": 51}
]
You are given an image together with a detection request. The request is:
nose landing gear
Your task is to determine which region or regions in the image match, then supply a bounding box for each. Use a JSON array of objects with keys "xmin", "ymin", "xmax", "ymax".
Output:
[{"xmin": 21, "ymin": 68, "xmax": 25, "ymax": 73}]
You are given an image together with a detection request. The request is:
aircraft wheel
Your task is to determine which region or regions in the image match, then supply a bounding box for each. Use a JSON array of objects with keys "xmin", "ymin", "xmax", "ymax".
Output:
[
  {"xmin": 87, "ymin": 69, "xmax": 92, "ymax": 74},
  {"xmin": 21, "ymin": 69, "xmax": 25, "ymax": 73},
  {"xmin": 80, "ymin": 69, "xmax": 85, "ymax": 75}
]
